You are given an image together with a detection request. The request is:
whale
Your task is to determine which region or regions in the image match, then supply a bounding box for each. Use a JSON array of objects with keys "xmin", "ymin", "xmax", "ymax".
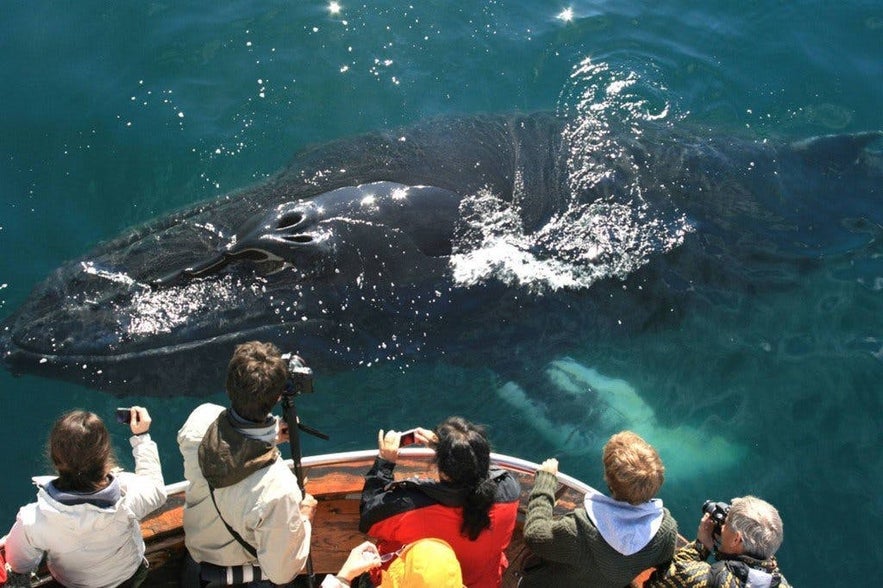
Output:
[
  {"xmin": 1, "ymin": 112, "xmax": 881, "ymax": 398},
  {"xmin": 496, "ymin": 358, "xmax": 747, "ymax": 479}
]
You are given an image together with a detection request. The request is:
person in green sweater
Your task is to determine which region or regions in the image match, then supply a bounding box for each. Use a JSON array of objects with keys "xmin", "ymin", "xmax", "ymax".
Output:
[{"xmin": 520, "ymin": 431, "xmax": 678, "ymax": 587}]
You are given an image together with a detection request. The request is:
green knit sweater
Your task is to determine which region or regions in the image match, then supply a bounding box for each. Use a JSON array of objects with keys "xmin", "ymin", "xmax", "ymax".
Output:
[{"xmin": 520, "ymin": 471, "xmax": 678, "ymax": 588}]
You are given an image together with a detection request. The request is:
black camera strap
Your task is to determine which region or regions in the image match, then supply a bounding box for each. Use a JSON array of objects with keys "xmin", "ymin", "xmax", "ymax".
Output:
[{"xmin": 208, "ymin": 485, "xmax": 258, "ymax": 559}]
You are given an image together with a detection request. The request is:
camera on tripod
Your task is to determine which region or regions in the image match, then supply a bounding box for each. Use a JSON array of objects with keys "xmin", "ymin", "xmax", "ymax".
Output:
[{"xmin": 282, "ymin": 353, "xmax": 314, "ymax": 395}]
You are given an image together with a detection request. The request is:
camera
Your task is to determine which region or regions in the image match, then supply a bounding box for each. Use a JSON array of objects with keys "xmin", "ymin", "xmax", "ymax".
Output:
[
  {"xmin": 400, "ymin": 429, "xmax": 418, "ymax": 446},
  {"xmin": 116, "ymin": 407, "xmax": 133, "ymax": 424},
  {"xmin": 702, "ymin": 500, "xmax": 731, "ymax": 533},
  {"xmin": 282, "ymin": 353, "xmax": 314, "ymax": 395}
]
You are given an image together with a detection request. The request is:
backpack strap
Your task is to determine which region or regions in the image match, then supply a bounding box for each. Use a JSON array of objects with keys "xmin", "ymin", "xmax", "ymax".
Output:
[{"xmin": 208, "ymin": 485, "xmax": 258, "ymax": 559}]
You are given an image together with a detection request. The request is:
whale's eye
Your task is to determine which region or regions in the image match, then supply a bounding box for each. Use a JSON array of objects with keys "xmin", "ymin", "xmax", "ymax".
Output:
[{"xmin": 277, "ymin": 212, "xmax": 304, "ymax": 229}]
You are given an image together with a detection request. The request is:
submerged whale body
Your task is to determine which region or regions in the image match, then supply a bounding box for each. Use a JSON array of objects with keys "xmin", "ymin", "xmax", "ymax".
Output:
[{"xmin": 1, "ymin": 112, "xmax": 881, "ymax": 396}]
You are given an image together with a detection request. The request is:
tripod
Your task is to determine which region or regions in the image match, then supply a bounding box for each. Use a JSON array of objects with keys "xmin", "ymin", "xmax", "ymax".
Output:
[{"xmin": 280, "ymin": 390, "xmax": 329, "ymax": 588}]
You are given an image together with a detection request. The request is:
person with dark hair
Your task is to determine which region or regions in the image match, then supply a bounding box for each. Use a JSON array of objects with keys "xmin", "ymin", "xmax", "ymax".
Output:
[
  {"xmin": 5, "ymin": 407, "xmax": 166, "ymax": 587},
  {"xmin": 178, "ymin": 341, "xmax": 317, "ymax": 587},
  {"xmin": 359, "ymin": 417, "xmax": 520, "ymax": 588},
  {"xmin": 520, "ymin": 431, "xmax": 678, "ymax": 587},
  {"xmin": 646, "ymin": 495, "xmax": 790, "ymax": 587}
]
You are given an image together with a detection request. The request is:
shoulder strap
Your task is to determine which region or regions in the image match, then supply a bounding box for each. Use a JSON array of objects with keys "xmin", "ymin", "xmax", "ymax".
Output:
[{"xmin": 208, "ymin": 485, "xmax": 258, "ymax": 559}]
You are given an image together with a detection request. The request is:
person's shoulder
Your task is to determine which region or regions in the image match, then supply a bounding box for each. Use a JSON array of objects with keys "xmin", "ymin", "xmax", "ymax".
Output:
[
  {"xmin": 189, "ymin": 402, "xmax": 225, "ymax": 420},
  {"xmin": 178, "ymin": 403, "xmax": 225, "ymax": 440},
  {"xmin": 492, "ymin": 469, "xmax": 522, "ymax": 501},
  {"xmin": 251, "ymin": 457, "xmax": 302, "ymax": 500},
  {"xmin": 14, "ymin": 499, "xmax": 40, "ymax": 525}
]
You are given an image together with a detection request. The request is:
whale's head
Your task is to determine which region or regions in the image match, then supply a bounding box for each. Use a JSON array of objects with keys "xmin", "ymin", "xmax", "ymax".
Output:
[{"xmin": 1, "ymin": 181, "xmax": 463, "ymax": 396}]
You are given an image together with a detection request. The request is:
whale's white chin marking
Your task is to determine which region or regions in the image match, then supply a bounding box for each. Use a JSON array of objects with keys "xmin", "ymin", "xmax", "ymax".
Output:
[{"xmin": 496, "ymin": 357, "xmax": 746, "ymax": 481}]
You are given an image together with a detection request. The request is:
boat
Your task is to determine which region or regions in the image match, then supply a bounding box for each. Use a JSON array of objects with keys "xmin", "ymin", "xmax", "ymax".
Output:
[{"xmin": 0, "ymin": 449, "xmax": 675, "ymax": 587}]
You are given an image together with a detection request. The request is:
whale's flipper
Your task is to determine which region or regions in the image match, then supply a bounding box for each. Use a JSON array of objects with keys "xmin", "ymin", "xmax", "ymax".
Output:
[{"xmin": 496, "ymin": 357, "xmax": 746, "ymax": 480}]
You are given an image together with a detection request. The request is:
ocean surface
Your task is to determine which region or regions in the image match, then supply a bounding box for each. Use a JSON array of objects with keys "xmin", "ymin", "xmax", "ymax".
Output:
[{"xmin": 1, "ymin": 2, "xmax": 881, "ymax": 585}]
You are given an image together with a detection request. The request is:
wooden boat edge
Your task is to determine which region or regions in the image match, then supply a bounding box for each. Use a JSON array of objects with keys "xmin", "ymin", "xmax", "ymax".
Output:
[{"xmin": 1, "ymin": 449, "xmax": 672, "ymax": 587}]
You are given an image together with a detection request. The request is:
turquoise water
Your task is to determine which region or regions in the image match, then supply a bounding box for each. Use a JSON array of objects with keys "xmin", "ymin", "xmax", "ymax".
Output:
[{"xmin": 1, "ymin": 2, "xmax": 882, "ymax": 585}]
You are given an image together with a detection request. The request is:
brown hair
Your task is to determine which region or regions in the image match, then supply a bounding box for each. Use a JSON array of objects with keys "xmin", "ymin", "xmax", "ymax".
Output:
[
  {"xmin": 49, "ymin": 410, "xmax": 117, "ymax": 492},
  {"xmin": 602, "ymin": 430, "xmax": 664, "ymax": 505},
  {"xmin": 226, "ymin": 341, "xmax": 288, "ymax": 421}
]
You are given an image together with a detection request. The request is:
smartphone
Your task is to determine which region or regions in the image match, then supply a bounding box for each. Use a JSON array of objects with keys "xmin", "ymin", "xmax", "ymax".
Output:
[
  {"xmin": 116, "ymin": 407, "xmax": 133, "ymax": 424},
  {"xmin": 400, "ymin": 429, "xmax": 418, "ymax": 446}
]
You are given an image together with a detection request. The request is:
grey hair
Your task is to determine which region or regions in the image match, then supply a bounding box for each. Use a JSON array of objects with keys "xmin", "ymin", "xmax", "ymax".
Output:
[{"xmin": 727, "ymin": 496, "xmax": 784, "ymax": 559}]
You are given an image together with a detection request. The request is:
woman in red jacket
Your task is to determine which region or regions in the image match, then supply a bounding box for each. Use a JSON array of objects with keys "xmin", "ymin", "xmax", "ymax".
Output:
[{"xmin": 359, "ymin": 417, "xmax": 520, "ymax": 588}]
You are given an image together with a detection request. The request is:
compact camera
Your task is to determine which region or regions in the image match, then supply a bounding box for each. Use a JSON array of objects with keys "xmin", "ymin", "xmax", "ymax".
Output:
[
  {"xmin": 399, "ymin": 429, "xmax": 418, "ymax": 446},
  {"xmin": 282, "ymin": 353, "xmax": 314, "ymax": 395},
  {"xmin": 115, "ymin": 407, "xmax": 133, "ymax": 424},
  {"xmin": 702, "ymin": 500, "xmax": 731, "ymax": 533}
]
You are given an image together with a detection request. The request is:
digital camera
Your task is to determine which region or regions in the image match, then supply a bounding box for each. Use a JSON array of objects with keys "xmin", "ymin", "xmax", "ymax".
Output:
[
  {"xmin": 282, "ymin": 353, "xmax": 314, "ymax": 395},
  {"xmin": 702, "ymin": 499, "xmax": 731, "ymax": 530}
]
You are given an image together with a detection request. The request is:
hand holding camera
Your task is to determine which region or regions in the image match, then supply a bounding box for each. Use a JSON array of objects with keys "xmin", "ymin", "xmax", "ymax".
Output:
[
  {"xmin": 377, "ymin": 427, "xmax": 438, "ymax": 462},
  {"xmin": 116, "ymin": 406, "xmax": 152, "ymax": 436},
  {"xmin": 698, "ymin": 499, "xmax": 731, "ymax": 551}
]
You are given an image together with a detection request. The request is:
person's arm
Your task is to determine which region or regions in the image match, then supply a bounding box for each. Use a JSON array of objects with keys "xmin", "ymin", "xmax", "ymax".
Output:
[
  {"xmin": 358, "ymin": 456, "xmax": 397, "ymax": 533},
  {"xmin": 4, "ymin": 505, "xmax": 44, "ymax": 574},
  {"xmin": 320, "ymin": 541, "xmax": 381, "ymax": 587},
  {"xmin": 121, "ymin": 407, "xmax": 167, "ymax": 519},
  {"xmin": 253, "ymin": 490, "xmax": 313, "ymax": 584},
  {"xmin": 644, "ymin": 518, "xmax": 715, "ymax": 588},
  {"xmin": 358, "ymin": 429, "xmax": 403, "ymax": 533},
  {"xmin": 522, "ymin": 460, "xmax": 584, "ymax": 563}
]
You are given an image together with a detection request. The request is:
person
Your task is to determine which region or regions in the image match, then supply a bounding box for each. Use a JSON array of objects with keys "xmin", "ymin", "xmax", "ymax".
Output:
[
  {"xmin": 520, "ymin": 430, "xmax": 678, "ymax": 587},
  {"xmin": 646, "ymin": 495, "xmax": 790, "ymax": 587},
  {"xmin": 4, "ymin": 407, "xmax": 166, "ymax": 588},
  {"xmin": 359, "ymin": 417, "xmax": 520, "ymax": 588},
  {"xmin": 177, "ymin": 341, "xmax": 317, "ymax": 587},
  {"xmin": 320, "ymin": 538, "xmax": 464, "ymax": 588}
]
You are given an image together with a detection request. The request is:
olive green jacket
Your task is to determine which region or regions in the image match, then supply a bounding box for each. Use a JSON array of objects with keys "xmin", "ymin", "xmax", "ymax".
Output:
[
  {"xmin": 520, "ymin": 470, "xmax": 678, "ymax": 587},
  {"xmin": 645, "ymin": 540, "xmax": 791, "ymax": 588}
]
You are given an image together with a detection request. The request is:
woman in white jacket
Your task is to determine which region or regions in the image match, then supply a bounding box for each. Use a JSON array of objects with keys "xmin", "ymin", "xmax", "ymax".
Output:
[{"xmin": 5, "ymin": 407, "xmax": 167, "ymax": 588}]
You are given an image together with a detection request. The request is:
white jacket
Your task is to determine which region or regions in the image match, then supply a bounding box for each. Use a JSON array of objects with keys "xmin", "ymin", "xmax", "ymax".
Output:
[
  {"xmin": 177, "ymin": 403, "xmax": 312, "ymax": 585},
  {"xmin": 5, "ymin": 434, "xmax": 166, "ymax": 588}
]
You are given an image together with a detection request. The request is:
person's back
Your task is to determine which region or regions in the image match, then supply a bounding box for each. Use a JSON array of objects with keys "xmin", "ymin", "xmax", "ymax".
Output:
[
  {"xmin": 178, "ymin": 341, "xmax": 314, "ymax": 586},
  {"xmin": 178, "ymin": 403, "xmax": 309, "ymax": 579},
  {"xmin": 363, "ymin": 474, "xmax": 518, "ymax": 586},
  {"xmin": 521, "ymin": 431, "xmax": 678, "ymax": 588},
  {"xmin": 5, "ymin": 408, "xmax": 166, "ymax": 588},
  {"xmin": 360, "ymin": 418, "xmax": 520, "ymax": 588}
]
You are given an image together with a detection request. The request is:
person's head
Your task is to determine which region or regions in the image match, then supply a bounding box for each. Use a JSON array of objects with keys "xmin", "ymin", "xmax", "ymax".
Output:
[
  {"xmin": 49, "ymin": 410, "xmax": 117, "ymax": 492},
  {"xmin": 721, "ymin": 495, "xmax": 784, "ymax": 559},
  {"xmin": 381, "ymin": 538, "xmax": 463, "ymax": 588},
  {"xmin": 602, "ymin": 430, "xmax": 664, "ymax": 504},
  {"xmin": 433, "ymin": 416, "xmax": 494, "ymax": 540},
  {"xmin": 226, "ymin": 341, "xmax": 288, "ymax": 422}
]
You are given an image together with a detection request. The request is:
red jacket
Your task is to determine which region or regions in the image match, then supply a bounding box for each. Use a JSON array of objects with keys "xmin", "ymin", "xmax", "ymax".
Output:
[{"xmin": 359, "ymin": 458, "xmax": 521, "ymax": 588}]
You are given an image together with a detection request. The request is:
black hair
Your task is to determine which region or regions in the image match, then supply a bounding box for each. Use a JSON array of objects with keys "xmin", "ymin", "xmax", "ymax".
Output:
[{"xmin": 434, "ymin": 416, "xmax": 496, "ymax": 540}]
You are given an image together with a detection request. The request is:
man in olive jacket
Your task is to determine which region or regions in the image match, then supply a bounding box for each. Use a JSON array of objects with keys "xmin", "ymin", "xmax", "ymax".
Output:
[{"xmin": 521, "ymin": 431, "xmax": 678, "ymax": 587}]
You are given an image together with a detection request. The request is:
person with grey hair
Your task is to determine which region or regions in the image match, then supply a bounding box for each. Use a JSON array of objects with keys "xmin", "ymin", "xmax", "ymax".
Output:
[{"xmin": 646, "ymin": 495, "xmax": 790, "ymax": 587}]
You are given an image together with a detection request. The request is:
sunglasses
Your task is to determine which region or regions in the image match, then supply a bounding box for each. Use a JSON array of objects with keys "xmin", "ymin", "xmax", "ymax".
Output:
[{"xmin": 379, "ymin": 544, "xmax": 408, "ymax": 563}]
